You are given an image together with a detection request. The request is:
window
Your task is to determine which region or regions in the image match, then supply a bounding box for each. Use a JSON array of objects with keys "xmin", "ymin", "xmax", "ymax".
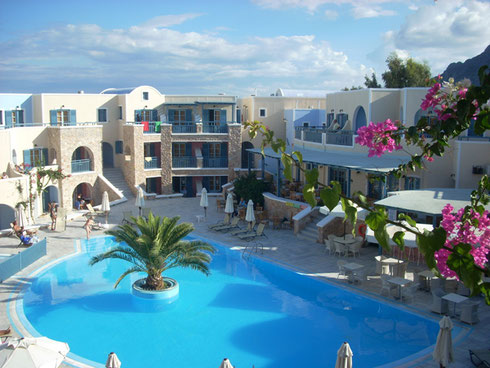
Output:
[
  {"xmin": 329, "ymin": 167, "xmax": 347, "ymax": 194},
  {"xmin": 236, "ymin": 108, "xmax": 241, "ymax": 123},
  {"xmin": 173, "ymin": 143, "xmax": 186, "ymax": 157},
  {"xmin": 336, "ymin": 113, "xmax": 348, "ymax": 128},
  {"xmin": 118, "ymin": 106, "xmax": 123, "ymax": 120},
  {"xmin": 50, "ymin": 109, "xmax": 75, "ymax": 125},
  {"xmin": 326, "ymin": 113, "xmax": 335, "ymax": 127},
  {"xmin": 143, "ymin": 92, "xmax": 149, "ymax": 100},
  {"xmin": 209, "ymin": 143, "xmax": 221, "ymax": 158},
  {"xmin": 208, "ymin": 176, "xmax": 221, "ymax": 192},
  {"xmin": 174, "ymin": 110, "xmax": 186, "ymax": 122},
  {"xmin": 23, "ymin": 148, "xmax": 48, "ymax": 168},
  {"xmin": 115, "ymin": 141, "xmax": 123, "ymax": 154},
  {"xmin": 405, "ymin": 176, "xmax": 421, "ymax": 190},
  {"xmin": 97, "ymin": 109, "xmax": 107, "ymax": 122},
  {"xmin": 259, "ymin": 108, "xmax": 266, "ymax": 118},
  {"xmin": 387, "ymin": 174, "xmax": 400, "ymax": 192},
  {"xmin": 135, "ymin": 109, "xmax": 157, "ymax": 122}
]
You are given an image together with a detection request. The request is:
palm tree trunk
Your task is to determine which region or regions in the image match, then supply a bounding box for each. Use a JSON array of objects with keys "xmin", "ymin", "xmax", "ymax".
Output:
[{"xmin": 145, "ymin": 272, "xmax": 165, "ymax": 290}]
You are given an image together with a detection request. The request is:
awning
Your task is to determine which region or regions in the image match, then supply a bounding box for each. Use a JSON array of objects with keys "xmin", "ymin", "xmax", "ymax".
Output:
[{"xmin": 247, "ymin": 147, "xmax": 410, "ymax": 173}]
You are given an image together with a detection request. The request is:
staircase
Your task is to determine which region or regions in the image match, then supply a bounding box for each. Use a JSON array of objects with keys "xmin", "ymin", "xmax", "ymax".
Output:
[
  {"xmin": 102, "ymin": 168, "xmax": 133, "ymax": 199},
  {"xmin": 296, "ymin": 213, "xmax": 323, "ymax": 243}
]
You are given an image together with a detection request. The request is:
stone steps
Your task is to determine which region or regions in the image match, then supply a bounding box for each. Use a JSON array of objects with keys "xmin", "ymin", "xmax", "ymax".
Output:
[{"xmin": 102, "ymin": 168, "xmax": 133, "ymax": 199}]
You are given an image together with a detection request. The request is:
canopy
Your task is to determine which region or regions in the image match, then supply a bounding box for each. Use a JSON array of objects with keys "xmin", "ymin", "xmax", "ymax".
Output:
[
  {"xmin": 200, "ymin": 188, "xmax": 209, "ymax": 208},
  {"xmin": 224, "ymin": 193, "xmax": 234, "ymax": 214},
  {"xmin": 135, "ymin": 187, "xmax": 145, "ymax": 209},
  {"xmin": 245, "ymin": 200, "xmax": 255, "ymax": 223},
  {"xmin": 0, "ymin": 337, "xmax": 69, "ymax": 368}
]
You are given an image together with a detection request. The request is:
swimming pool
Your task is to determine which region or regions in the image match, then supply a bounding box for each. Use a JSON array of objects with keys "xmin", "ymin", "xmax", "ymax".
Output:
[{"xmin": 19, "ymin": 236, "xmax": 451, "ymax": 367}]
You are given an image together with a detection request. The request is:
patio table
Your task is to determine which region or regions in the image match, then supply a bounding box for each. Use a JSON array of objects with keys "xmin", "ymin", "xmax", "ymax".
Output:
[
  {"xmin": 343, "ymin": 263, "xmax": 364, "ymax": 282},
  {"xmin": 418, "ymin": 270, "xmax": 436, "ymax": 291},
  {"xmin": 382, "ymin": 258, "xmax": 404, "ymax": 276},
  {"xmin": 387, "ymin": 277, "xmax": 411, "ymax": 299},
  {"xmin": 442, "ymin": 293, "xmax": 468, "ymax": 316}
]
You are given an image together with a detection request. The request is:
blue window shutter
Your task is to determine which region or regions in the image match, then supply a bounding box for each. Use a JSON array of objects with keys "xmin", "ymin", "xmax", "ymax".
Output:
[
  {"xmin": 115, "ymin": 141, "xmax": 123, "ymax": 154},
  {"xmin": 49, "ymin": 110, "xmax": 57, "ymax": 126},
  {"xmin": 185, "ymin": 109, "xmax": 192, "ymax": 122},
  {"xmin": 185, "ymin": 177, "xmax": 193, "ymax": 197},
  {"xmin": 16, "ymin": 110, "xmax": 24, "ymax": 125},
  {"xmin": 202, "ymin": 143, "xmax": 209, "ymax": 157},
  {"xmin": 220, "ymin": 110, "xmax": 226, "ymax": 123},
  {"xmin": 42, "ymin": 148, "xmax": 48, "ymax": 165},
  {"xmin": 221, "ymin": 142, "xmax": 227, "ymax": 156},
  {"xmin": 70, "ymin": 110, "xmax": 77, "ymax": 124},
  {"xmin": 168, "ymin": 110, "xmax": 175, "ymax": 122},
  {"xmin": 23, "ymin": 150, "xmax": 31, "ymax": 168},
  {"xmin": 202, "ymin": 176, "xmax": 209, "ymax": 190},
  {"xmin": 152, "ymin": 110, "xmax": 158, "ymax": 121},
  {"xmin": 5, "ymin": 111, "xmax": 12, "ymax": 127},
  {"xmin": 185, "ymin": 143, "xmax": 192, "ymax": 156}
]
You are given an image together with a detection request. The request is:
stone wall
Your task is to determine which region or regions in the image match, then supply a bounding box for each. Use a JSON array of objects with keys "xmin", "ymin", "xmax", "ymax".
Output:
[
  {"xmin": 160, "ymin": 124, "xmax": 173, "ymax": 194},
  {"xmin": 94, "ymin": 175, "xmax": 124, "ymax": 203},
  {"xmin": 122, "ymin": 124, "xmax": 144, "ymax": 196},
  {"xmin": 263, "ymin": 193, "xmax": 305, "ymax": 220},
  {"xmin": 227, "ymin": 124, "xmax": 242, "ymax": 180}
]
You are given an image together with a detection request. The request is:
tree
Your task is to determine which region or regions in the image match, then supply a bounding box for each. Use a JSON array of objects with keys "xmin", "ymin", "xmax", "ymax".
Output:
[
  {"xmin": 246, "ymin": 66, "xmax": 490, "ymax": 304},
  {"xmin": 89, "ymin": 214, "xmax": 215, "ymax": 290},
  {"xmin": 234, "ymin": 172, "xmax": 271, "ymax": 208},
  {"xmin": 341, "ymin": 86, "xmax": 363, "ymax": 91},
  {"xmin": 364, "ymin": 72, "xmax": 382, "ymax": 88},
  {"xmin": 382, "ymin": 53, "xmax": 431, "ymax": 88}
]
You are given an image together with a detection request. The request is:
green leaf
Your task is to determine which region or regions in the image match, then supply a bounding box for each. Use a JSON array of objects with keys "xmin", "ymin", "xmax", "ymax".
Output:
[
  {"xmin": 392, "ymin": 231, "xmax": 405, "ymax": 247},
  {"xmin": 398, "ymin": 213, "xmax": 417, "ymax": 228},
  {"xmin": 365, "ymin": 210, "xmax": 386, "ymax": 231},
  {"xmin": 416, "ymin": 227, "xmax": 446, "ymax": 270},
  {"xmin": 281, "ymin": 154, "xmax": 292, "ymax": 181},
  {"xmin": 447, "ymin": 243, "xmax": 483, "ymax": 296},
  {"xmin": 374, "ymin": 224, "xmax": 390, "ymax": 251},
  {"xmin": 292, "ymin": 151, "xmax": 303, "ymax": 165},
  {"xmin": 305, "ymin": 167, "xmax": 319, "ymax": 186},
  {"xmin": 320, "ymin": 187, "xmax": 340, "ymax": 212},
  {"xmin": 303, "ymin": 184, "xmax": 316, "ymax": 207}
]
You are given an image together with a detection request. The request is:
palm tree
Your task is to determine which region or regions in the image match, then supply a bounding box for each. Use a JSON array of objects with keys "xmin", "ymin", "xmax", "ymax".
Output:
[{"xmin": 89, "ymin": 213, "xmax": 215, "ymax": 290}]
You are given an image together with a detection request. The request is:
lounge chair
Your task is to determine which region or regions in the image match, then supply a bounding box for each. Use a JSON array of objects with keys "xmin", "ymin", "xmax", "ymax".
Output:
[
  {"xmin": 213, "ymin": 217, "xmax": 240, "ymax": 232},
  {"xmin": 237, "ymin": 223, "xmax": 266, "ymax": 241},
  {"xmin": 15, "ymin": 232, "xmax": 39, "ymax": 247},
  {"xmin": 469, "ymin": 349, "xmax": 490, "ymax": 367},
  {"xmin": 86, "ymin": 203, "xmax": 105, "ymax": 216},
  {"xmin": 230, "ymin": 221, "xmax": 255, "ymax": 236},
  {"xmin": 208, "ymin": 214, "xmax": 231, "ymax": 230}
]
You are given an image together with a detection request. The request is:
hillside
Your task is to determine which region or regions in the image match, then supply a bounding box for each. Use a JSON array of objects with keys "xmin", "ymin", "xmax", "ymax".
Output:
[{"xmin": 441, "ymin": 45, "xmax": 490, "ymax": 86}]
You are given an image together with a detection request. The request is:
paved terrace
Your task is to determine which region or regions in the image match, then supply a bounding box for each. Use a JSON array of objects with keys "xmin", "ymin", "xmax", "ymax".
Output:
[{"xmin": 0, "ymin": 196, "xmax": 488, "ymax": 368}]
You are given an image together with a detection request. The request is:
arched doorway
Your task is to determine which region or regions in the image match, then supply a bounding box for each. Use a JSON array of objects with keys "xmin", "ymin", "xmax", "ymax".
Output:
[
  {"xmin": 353, "ymin": 106, "xmax": 367, "ymax": 133},
  {"xmin": 241, "ymin": 142, "xmax": 255, "ymax": 169},
  {"xmin": 42, "ymin": 185, "xmax": 59, "ymax": 212},
  {"xmin": 72, "ymin": 183, "xmax": 93, "ymax": 209},
  {"xmin": 0, "ymin": 204, "xmax": 15, "ymax": 229},
  {"xmin": 102, "ymin": 142, "xmax": 114, "ymax": 168},
  {"xmin": 71, "ymin": 147, "xmax": 94, "ymax": 173}
]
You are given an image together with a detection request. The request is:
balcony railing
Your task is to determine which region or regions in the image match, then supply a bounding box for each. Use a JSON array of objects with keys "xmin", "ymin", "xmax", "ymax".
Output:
[
  {"xmin": 71, "ymin": 159, "xmax": 91, "ymax": 173},
  {"xmin": 172, "ymin": 124, "xmax": 197, "ymax": 133},
  {"xmin": 142, "ymin": 122, "xmax": 161, "ymax": 134},
  {"xmin": 304, "ymin": 129, "xmax": 322, "ymax": 143},
  {"xmin": 203, "ymin": 157, "xmax": 228, "ymax": 168},
  {"xmin": 144, "ymin": 157, "xmax": 161, "ymax": 169},
  {"xmin": 202, "ymin": 124, "xmax": 228, "ymax": 133},
  {"xmin": 295, "ymin": 128, "xmax": 302, "ymax": 139},
  {"xmin": 325, "ymin": 130, "xmax": 353, "ymax": 146},
  {"xmin": 172, "ymin": 156, "xmax": 197, "ymax": 168}
]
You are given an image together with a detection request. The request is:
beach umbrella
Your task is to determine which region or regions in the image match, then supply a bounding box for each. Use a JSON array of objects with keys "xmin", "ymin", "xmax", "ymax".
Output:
[
  {"xmin": 200, "ymin": 188, "xmax": 209, "ymax": 217},
  {"xmin": 219, "ymin": 358, "xmax": 234, "ymax": 368},
  {"xmin": 335, "ymin": 341, "xmax": 353, "ymax": 368},
  {"xmin": 245, "ymin": 199, "xmax": 255, "ymax": 229},
  {"xmin": 135, "ymin": 187, "xmax": 145, "ymax": 216},
  {"xmin": 433, "ymin": 316, "xmax": 454, "ymax": 368},
  {"xmin": 0, "ymin": 336, "xmax": 69, "ymax": 368},
  {"xmin": 16, "ymin": 204, "xmax": 27, "ymax": 228},
  {"xmin": 224, "ymin": 193, "xmax": 234, "ymax": 214},
  {"xmin": 105, "ymin": 352, "xmax": 121, "ymax": 368},
  {"xmin": 101, "ymin": 191, "xmax": 110, "ymax": 224}
]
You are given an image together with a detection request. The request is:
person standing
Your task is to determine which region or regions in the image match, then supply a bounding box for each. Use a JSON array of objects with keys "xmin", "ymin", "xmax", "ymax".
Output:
[
  {"xmin": 84, "ymin": 216, "xmax": 94, "ymax": 240},
  {"xmin": 49, "ymin": 201, "xmax": 58, "ymax": 230}
]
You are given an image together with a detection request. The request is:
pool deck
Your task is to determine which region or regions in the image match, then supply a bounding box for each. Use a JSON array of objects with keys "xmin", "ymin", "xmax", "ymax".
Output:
[{"xmin": 0, "ymin": 196, "xmax": 488, "ymax": 368}]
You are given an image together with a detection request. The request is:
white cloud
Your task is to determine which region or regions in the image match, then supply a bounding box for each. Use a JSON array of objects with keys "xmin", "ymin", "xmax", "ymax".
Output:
[
  {"xmin": 141, "ymin": 14, "xmax": 203, "ymax": 28},
  {"xmin": 0, "ymin": 20, "xmax": 366, "ymax": 95},
  {"xmin": 351, "ymin": 5, "xmax": 397, "ymax": 19},
  {"xmin": 324, "ymin": 9, "xmax": 338, "ymax": 20},
  {"xmin": 386, "ymin": 0, "xmax": 490, "ymax": 73}
]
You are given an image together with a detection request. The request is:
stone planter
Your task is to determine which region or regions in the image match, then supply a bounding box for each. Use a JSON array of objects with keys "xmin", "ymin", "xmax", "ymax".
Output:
[{"xmin": 131, "ymin": 277, "xmax": 179, "ymax": 303}]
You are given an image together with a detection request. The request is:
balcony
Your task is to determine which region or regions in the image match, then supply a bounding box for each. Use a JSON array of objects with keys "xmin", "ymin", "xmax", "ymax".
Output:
[
  {"xmin": 295, "ymin": 127, "xmax": 354, "ymax": 146},
  {"xmin": 295, "ymin": 128, "xmax": 302, "ymax": 139},
  {"xmin": 142, "ymin": 122, "xmax": 161, "ymax": 134},
  {"xmin": 203, "ymin": 157, "xmax": 228, "ymax": 168},
  {"xmin": 71, "ymin": 159, "xmax": 91, "ymax": 173},
  {"xmin": 304, "ymin": 129, "xmax": 322, "ymax": 143},
  {"xmin": 172, "ymin": 156, "xmax": 197, "ymax": 168},
  {"xmin": 172, "ymin": 123, "xmax": 197, "ymax": 133},
  {"xmin": 144, "ymin": 157, "xmax": 161, "ymax": 169},
  {"xmin": 202, "ymin": 124, "xmax": 228, "ymax": 133},
  {"xmin": 325, "ymin": 130, "xmax": 353, "ymax": 146}
]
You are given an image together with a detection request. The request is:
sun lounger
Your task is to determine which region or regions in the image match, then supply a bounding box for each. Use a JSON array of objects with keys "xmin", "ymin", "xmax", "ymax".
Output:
[
  {"xmin": 230, "ymin": 221, "xmax": 255, "ymax": 236},
  {"xmin": 469, "ymin": 349, "xmax": 490, "ymax": 368},
  {"xmin": 86, "ymin": 203, "xmax": 105, "ymax": 216},
  {"xmin": 237, "ymin": 223, "xmax": 266, "ymax": 241},
  {"xmin": 208, "ymin": 214, "xmax": 231, "ymax": 230},
  {"xmin": 214, "ymin": 217, "xmax": 240, "ymax": 232}
]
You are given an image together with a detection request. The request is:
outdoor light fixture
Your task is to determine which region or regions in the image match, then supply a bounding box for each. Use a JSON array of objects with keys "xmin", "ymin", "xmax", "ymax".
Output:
[
  {"xmin": 340, "ymin": 109, "xmax": 343, "ymax": 113},
  {"xmin": 60, "ymin": 105, "xmax": 65, "ymax": 109},
  {"xmin": 331, "ymin": 109, "xmax": 334, "ymax": 113}
]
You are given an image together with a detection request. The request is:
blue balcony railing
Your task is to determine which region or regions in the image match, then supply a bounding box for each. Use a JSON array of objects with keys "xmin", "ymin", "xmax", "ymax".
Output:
[
  {"xmin": 295, "ymin": 128, "xmax": 302, "ymax": 139},
  {"xmin": 71, "ymin": 159, "xmax": 91, "ymax": 173},
  {"xmin": 172, "ymin": 124, "xmax": 197, "ymax": 133},
  {"xmin": 203, "ymin": 124, "xmax": 228, "ymax": 133},
  {"xmin": 304, "ymin": 129, "xmax": 322, "ymax": 143},
  {"xmin": 203, "ymin": 157, "xmax": 228, "ymax": 168},
  {"xmin": 144, "ymin": 157, "xmax": 161, "ymax": 169},
  {"xmin": 172, "ymin": 156, "xmax": 197, "ymax": 168},
  {"xmin": 325, "ymin": 130, "xmax": 353, "ymax": 146},
  {"xmin": 142, "ymin": 122, "xmax": 162, "ymax": 134}
]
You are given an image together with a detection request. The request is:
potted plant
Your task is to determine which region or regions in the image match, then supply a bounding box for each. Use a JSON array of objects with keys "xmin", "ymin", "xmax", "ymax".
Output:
[{"xmin": 89, "ymin": 213, "xmax": 215, "ymax": 300}]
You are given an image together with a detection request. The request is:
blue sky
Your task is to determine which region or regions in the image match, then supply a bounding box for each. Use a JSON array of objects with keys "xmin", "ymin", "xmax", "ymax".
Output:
[{"xmin": 0, "ymin": 0, "xmax": 488, "ymax": 96}]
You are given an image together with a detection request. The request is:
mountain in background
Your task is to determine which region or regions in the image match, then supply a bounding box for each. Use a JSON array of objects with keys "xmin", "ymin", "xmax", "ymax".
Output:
[{"xmin": 440, "ymin": 45, "xmax": 490, "ymax": 86}]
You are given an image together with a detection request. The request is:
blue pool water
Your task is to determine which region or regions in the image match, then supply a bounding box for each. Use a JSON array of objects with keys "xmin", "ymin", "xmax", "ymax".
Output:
[{"xmin": 21, "ymin": 236, "xmax": 448, "ymax": 368}]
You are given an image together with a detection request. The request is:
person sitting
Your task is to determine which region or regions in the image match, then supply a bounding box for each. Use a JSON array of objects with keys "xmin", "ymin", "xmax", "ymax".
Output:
[
  {"xmin": 330, "ymin": 119, "xmax": 340, "ymax": 131},
  {"xmin": 20, "ymin": 232, "xmax": 39, "ymax": 245},
  {"xmin": 238, "ymin": 197, "xmax": 247, "ymax": 208},
  {"xmin": 10, "ymin": 221, "xmax": 36, "ymax": 237},
  {"xmin": 0, "ymin": 326, "xmax": 11, "ymax": 336},
  {"xmin": 1, "ymin": 172, "xmax": 8, "ymax": 179}
]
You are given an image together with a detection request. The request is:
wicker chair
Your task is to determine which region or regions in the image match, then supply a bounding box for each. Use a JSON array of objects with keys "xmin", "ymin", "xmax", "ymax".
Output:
[{"xmin": 431, "ymin": 288, "xmax": 448, "ymax": 314}]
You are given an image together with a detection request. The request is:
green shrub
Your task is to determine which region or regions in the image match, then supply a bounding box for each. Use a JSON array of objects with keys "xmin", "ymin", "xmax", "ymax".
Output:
[{"xmin": 233, "ymin": 172, "xmax": 271, "ymax": 208}]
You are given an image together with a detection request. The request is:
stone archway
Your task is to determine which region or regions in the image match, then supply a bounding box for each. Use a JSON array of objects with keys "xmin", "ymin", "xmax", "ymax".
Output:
[
  {"xmin": 71, "ymin": 146, "xmax": 94, "ymax": 173},
  {"xmin": 42, "ymin": 185, "xmax": 59, "ymax": 212},
  {"xmin": 72, "ymin": 182, "xmax": 93, "ymax": 209}
]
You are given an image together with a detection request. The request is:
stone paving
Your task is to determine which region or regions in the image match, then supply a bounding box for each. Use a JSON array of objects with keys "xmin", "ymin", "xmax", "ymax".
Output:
[{"xmin": 0, "ymin": 196, "xmax": 488, "ymax": 368}]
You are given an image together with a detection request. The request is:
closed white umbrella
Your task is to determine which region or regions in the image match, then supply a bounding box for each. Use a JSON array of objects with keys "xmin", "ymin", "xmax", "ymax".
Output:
[
  {"xmin": 245, "ymin": 199, "xmax": 255, "ymax": 227},
  {"xmin": 101, "ymin": 191, "xmax": 110, "ymax": 224},
  {"xmin": 200, "ymin": 188, "xmax": 209, "ymax": 217},
  {"xmin": 0, "ymin": 336, "xmax": 69, "ymax": 368},
  {"xmin": 135, "ymin": 187, "xmax": 145, "ymax": 216},
  {"xmin": 16, "ymin": 204, "xmax": 27, "ymax": 228},
  {"xmin": 433, "ymin": 316, "xmax": 454, "ymax": 368},
  {"xmin": 105, "ymin": 352, "xmax": 121, "ymax": 368},
  {"xmin": 224, "ymin": 193, "xmax": 234, "ymax": 214},
  {"xmin": 335, "ymin": 341, "xmax": 353, "ymax": 368},
  {"xmin": 219, "ymin": 358, "xmax": 234, "ymax": 368}
]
